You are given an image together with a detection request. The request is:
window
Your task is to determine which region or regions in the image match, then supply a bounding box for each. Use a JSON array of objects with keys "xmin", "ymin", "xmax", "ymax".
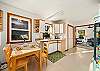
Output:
[{"xmin": 7, "ymin": 13, "xmax": 32, "ymax": 43}]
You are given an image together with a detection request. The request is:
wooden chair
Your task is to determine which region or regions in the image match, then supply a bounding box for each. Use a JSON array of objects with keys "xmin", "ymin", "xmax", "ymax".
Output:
[
  {"xmin": 3, "ymin": 45, "xmax": 28, "ymax": 71},
  {"xmin": 33, "ymin": 42, "xmax": 48, "ymax": 67},
  {"xmin": 41, "ymin": 43, "xmax": 48, "ymax": 66},
  {"xmin": 31, "ymin": 42, "xmax": 48, "ymax": 67}
]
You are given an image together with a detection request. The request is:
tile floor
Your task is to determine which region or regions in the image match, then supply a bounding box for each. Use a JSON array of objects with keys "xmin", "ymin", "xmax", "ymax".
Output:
[
  {"xmin": 1, "ymin": 47, "xmax": 93, "ymax": 71},
  {"xmin": 47, "ymin": 47, "xmax": 93, "ymax": 71}
]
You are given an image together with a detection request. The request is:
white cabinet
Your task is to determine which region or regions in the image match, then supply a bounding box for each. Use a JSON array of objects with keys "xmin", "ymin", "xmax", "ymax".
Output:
[
  {"xmin": 54, "ymin": 24, "xmax": 64, "ymax": 34},
  {"xmin": 54, "ymin": 24, "xmax": 59, "ymax": 33},
  {"xmin": 48, "ymin": 43, "xmax": 57, "ymax": 53},
  {"xmin": 48, "ymin": 44, "xmax": 54, "ymax": 53},
  {"xmin": 60, "ymin": 24, "xmax": 63, "ymax": 34},
  {"xmin": 53, "ymin": 43, "xmax": 57, "ymax": 52},
  {"xmin": 48, "ymin": 42, "xmax": 62, "ymax": 54}
]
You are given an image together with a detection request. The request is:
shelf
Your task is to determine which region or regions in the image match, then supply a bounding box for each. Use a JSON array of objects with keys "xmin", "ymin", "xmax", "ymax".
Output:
[{"xmin": 34, "ymin": 19, "xmax": 40, "ymax": 33}]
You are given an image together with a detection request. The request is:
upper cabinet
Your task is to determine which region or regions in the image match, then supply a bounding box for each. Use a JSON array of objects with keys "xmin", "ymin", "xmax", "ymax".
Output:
[
  {"xmin": 60, "ymin": 24, "xmax": 64, "ymax": 33},
  {"xmin": 7, "ymin": 13, "xmax": 32, "ymax": 43},
  {"xmin": 54, "ymin": 24, "xmax": 64, "ymax": 34},
  {"xmin": 0, "ymin": 10, "xmax": 3, "ymax": 32},
  {"xmin": 54, "ymin": 24, "xmax": 59, "ymax": 33}
]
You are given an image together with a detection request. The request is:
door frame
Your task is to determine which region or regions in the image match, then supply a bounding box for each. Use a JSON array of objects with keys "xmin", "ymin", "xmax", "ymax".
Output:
[{"xmin": 67, "ymin": 24, "xmax": 76, "ymax": 50}]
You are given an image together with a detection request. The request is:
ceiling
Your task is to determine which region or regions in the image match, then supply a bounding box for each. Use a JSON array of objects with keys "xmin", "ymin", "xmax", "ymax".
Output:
[{"xmin": 1, "ymin": 0, "xmax": 99, "ymax": 24}]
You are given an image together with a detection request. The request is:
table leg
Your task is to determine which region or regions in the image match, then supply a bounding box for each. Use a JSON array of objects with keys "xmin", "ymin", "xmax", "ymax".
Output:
[{"xmin": 11, "ymin": 58, "xmax": 16, "ymax": 71}]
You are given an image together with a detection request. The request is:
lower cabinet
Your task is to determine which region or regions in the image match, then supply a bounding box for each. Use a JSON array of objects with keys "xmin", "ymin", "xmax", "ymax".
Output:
[
  {"xmin": 48, "ymin": 43, "xmax": 61, "ymax": 54},
  {"xmin": 48, "ymin": 44, "xmax": 54, "ymax": 53},
  {"xmin": 53, "ymin": 43, "xmax": 57, "ymax": 52}
]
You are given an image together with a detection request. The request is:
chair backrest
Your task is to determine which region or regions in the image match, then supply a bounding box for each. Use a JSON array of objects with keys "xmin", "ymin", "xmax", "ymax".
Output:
[
  {"xmin": 3, "ymin": 45, "xmax": 12, "ymax": 63},
  {"xmin": 43, "ymin": 43, "xmax": 48, "ymax": 56}
]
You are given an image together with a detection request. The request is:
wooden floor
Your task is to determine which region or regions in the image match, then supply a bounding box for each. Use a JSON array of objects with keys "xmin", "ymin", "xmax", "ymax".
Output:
[{"xmin": 2, "ymin": 46, "xmax": 93, "ymax": 71}]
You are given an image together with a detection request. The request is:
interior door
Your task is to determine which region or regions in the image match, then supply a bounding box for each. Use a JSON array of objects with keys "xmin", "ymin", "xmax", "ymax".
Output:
[{"xmin": 67, "ymin": 24, "xmax": 74, "ymax": 49}]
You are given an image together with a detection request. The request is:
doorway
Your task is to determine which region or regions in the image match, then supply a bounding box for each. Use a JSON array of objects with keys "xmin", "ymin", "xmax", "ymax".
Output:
[{"xmin": 75, "ymin": 24, "xmax": 94, "ymax": 49}]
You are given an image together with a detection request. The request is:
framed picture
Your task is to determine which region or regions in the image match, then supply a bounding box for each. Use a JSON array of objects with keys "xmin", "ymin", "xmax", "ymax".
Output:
[{"xmin": 78, "ymin": 30, "xmax": 85, "ymax": 36}]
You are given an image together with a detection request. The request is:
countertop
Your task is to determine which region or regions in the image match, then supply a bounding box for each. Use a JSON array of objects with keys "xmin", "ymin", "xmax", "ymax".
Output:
[{"xmin": 39, "ymin": 39, "xmax": 64, "ymax": 42}]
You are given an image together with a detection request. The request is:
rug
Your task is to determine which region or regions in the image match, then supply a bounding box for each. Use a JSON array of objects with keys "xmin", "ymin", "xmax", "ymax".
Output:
[{"xmin": 48, "ymin": 51, "xmax": 65, "ymax": 63}]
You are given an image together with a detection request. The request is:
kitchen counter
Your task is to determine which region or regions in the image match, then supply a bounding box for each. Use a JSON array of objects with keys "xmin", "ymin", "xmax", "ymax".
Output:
[
  {"xmin": 39, "ymin": 39, "xmax": 66, "ymax": 53},
  {"xmin": 39, "ymin": 39, "xmax": 64, "ymax": 42}
]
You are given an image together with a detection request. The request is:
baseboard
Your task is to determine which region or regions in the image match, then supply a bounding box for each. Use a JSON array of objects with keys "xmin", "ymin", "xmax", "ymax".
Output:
[{"xmin": 65, "ymin": 49, "xmax": 69, "ymax": 51}]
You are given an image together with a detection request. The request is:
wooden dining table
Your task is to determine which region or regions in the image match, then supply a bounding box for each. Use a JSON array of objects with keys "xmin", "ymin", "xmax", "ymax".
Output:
[{"xmin": 11, "ymin": 47, "xmax": 42, "ymax": 71}]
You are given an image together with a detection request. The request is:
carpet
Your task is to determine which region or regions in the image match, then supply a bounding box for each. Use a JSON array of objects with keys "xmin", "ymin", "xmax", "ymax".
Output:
[{"xmin": 48, "ymin": 51, "xmax": 65, "ymax": 63}]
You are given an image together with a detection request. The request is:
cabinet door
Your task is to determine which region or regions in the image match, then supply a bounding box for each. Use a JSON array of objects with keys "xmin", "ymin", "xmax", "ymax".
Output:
[
  {"xmin": 60, "ymin": 24, "xmax": 63, "ymax": 33},
  {"xmin": 48, "ymin": 44, "xmax": 54, "ymax": 54},
  {"xmin": 54, "ymin": 24, "xmax": 59, "ymax": 33},
  {"xmin": 53, "ymin": 43, "xmax": 57, "ymax": 52}
]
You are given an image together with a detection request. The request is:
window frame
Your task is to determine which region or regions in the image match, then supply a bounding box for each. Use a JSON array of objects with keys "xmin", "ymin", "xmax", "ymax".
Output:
[{"xmin": 7, "ymin": 13, "xmax": 32, "ymax": 44}]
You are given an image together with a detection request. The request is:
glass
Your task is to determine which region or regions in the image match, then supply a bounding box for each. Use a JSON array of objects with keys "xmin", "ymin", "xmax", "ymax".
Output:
[
  {"xmin": 11, "ymin": 30, "xmax": 29, "ymax": 40},
  {"xmin": 11, "ymin": 18, "xmax": 28, "ymax": 29}
]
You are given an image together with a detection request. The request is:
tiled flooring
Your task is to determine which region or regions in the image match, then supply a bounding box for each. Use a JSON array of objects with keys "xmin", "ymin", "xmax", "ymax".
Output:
[
  {"xmin": 2, "ymin": 46, "xmax": 93, "ymax": 71},
  {"xmin": 47, "ymin": 47, "xmax": 93, "ymax": 71}
]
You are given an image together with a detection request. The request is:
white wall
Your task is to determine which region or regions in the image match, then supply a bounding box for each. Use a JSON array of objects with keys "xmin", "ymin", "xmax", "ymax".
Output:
[{"xmin": 0, "ymin": 2, "xmax": 41, "ymax": 63}]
